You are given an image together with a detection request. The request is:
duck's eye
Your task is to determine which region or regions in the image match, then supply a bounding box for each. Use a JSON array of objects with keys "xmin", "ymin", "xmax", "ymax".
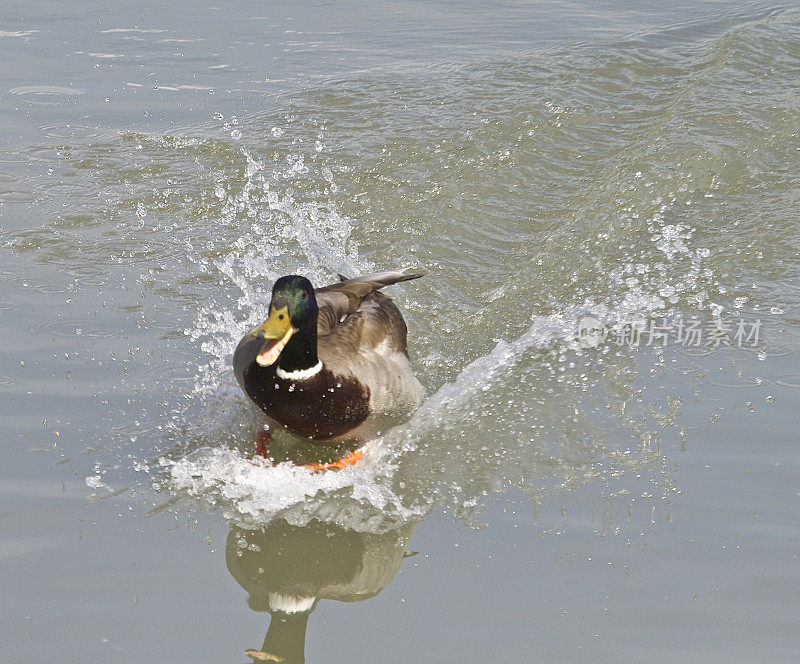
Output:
[
  {"xmin": 278, "ymin": 314, "xmax": 285, "ymax": 320},
  {"xmin": 300, "ymin": 292, "xmax": 308, "ymax": 300}
]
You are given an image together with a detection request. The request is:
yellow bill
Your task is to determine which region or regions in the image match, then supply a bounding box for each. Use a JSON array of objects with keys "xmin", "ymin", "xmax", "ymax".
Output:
[{"xmin": 251, "ymin": 305, "xmax": 295, "ymax": 367}]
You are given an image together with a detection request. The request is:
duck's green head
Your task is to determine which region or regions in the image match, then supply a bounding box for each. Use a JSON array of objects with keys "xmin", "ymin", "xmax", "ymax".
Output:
[{"xmin": 251, "ymin": 275, "xmax": 318, "ymax": 367}]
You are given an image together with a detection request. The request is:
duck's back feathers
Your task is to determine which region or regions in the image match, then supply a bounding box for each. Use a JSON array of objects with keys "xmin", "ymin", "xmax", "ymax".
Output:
[{"xmin": 316, "ymin": 271, "xmax": 425, "ymax": 417}]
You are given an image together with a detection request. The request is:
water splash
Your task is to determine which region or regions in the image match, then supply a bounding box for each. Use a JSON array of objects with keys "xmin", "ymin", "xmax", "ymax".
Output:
[{"xmin": 164, "ymin": 296, "xmax": 670, "ymax": 532}]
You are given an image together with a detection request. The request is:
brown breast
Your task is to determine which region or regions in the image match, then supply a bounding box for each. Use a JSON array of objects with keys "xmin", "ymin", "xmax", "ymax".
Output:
[{"xmin": 242, "ymin": 364, "xmax": 371, "ymax": 440}]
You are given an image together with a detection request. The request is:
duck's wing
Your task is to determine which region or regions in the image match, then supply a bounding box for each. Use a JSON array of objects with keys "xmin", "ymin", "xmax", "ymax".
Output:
[
  {"xmin": 314, "ymin": 270, "xmax": 424, "ymax": 341},
  {"xmin": 315, "ymin": 270, "xmax": 426, "ymax": 414}
]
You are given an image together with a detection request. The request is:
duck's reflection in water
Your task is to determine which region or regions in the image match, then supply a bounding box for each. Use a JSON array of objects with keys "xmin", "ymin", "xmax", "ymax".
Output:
[{"xmin": 226, "ymin": 518, "xmax": 418, "ymax": 663}]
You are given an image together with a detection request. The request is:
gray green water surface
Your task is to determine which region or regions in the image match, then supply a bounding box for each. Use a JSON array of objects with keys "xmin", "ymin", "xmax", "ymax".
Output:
[{"xmin": 2, "ymin": 2, "xmax": 800, "ymax": 662}]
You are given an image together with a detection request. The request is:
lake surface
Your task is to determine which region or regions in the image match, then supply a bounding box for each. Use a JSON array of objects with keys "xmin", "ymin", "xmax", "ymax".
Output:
[{"xmin": 2, "ymin": 1, "xmax": 799, "ymax": 662}]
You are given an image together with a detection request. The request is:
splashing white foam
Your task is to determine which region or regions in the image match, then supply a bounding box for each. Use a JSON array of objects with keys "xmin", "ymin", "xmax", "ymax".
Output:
[{"xmin": 164, "ymin": 445, "xmax": 423, "ymax": 532}]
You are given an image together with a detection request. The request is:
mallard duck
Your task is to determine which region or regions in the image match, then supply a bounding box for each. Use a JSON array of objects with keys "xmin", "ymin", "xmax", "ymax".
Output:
[{"xmin": 233, "ymin": 270, "xmax": 425, "ymax": 466}]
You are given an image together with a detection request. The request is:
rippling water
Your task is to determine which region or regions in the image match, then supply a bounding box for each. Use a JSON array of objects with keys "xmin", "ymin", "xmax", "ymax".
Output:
[{"xmin": 2, "ymin": 2, "xmax": 800, "ymax": 662}]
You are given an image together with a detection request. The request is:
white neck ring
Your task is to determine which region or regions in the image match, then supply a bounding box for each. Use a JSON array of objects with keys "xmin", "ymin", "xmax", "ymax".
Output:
[{"xmin": 276, "ymin": 361, "xmax": 323, "ymax": 381}]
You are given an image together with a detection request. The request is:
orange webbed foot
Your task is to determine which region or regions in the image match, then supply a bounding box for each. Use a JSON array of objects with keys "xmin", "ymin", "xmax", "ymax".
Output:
[{"xmin": 305, "ymin": 448, "xmax": 364, "ymax": 472}]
